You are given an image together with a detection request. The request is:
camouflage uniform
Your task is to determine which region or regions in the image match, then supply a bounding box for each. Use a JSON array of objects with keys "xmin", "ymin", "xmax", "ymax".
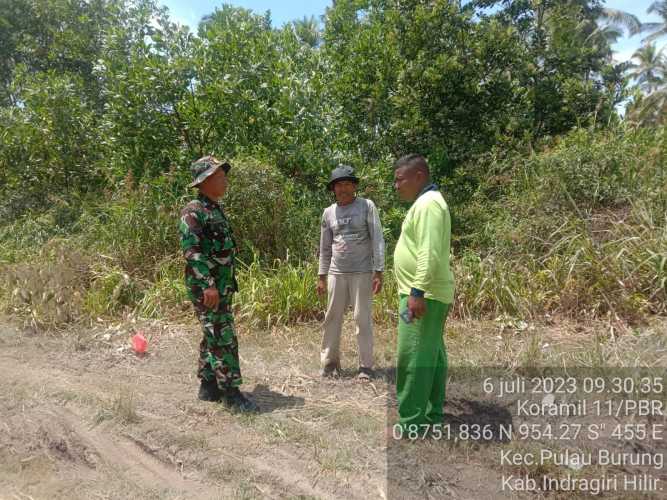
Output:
[{"xmin": 179, "ymin": 192, "xmax": 242, "ymax": 390}]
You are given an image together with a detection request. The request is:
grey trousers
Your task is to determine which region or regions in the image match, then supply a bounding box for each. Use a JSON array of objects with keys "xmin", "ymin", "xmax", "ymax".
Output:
[{"xmin": 321, "ymin": 272, "xmax": 374, "ymax": 369}]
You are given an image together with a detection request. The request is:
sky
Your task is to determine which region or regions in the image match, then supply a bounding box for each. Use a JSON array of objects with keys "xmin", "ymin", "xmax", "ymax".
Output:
[
  {"xmin": 607, "ymin": 0, "xmax": 665, "ymax": 63},
  {"xmin": 158, "ymin": 0, "xmax": 665, "ymax": 64},
  {"xmin": 158, "ymin": 0, "xmax": 331, "ymax": 29}
]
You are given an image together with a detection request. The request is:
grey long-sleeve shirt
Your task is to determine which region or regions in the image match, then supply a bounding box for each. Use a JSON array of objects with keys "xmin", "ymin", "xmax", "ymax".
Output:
[{"xmin": 318, "ymin": 197, "xmax": 385, "ymax": 275}]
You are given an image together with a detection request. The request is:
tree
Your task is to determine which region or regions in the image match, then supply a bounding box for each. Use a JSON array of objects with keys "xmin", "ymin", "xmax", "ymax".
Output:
[
  {"xmin": 627, "ymin": 44, "xmax": 665, "ymax": 93},
  {"xmin": 189, "ymin": 6, "xmax": 337, "ymax": 181},
  {"xmin": 626, "ymin": 87, "xmax": 667, "ymax": 126},
  {"xmin": 473, "ymin": 0, "xmax": 626, "ymax": 137},
  {"xmin": 0, "ymin": 0, "xmax": 133, "ymax": 216},
  {"xmin": 0, "ymin": 0, "xmax": 125, "ymax": 108},
  {"xmin": 0, "ymin": 69, "xmax": 104, "ymax": 217},
  {"xmin": 588, "ymin": 8, "xmax": 641, "ymax": 60},
  {"xmin": 641, "ymin": 0, "xmax": 667, "ymax": 43},
  {"xmin": 598, "ymin": 7, "xmax": 641, "ymax": 36},
  {"xmin": 95, "ymin": 0, "xmax": 197, "ymax": 181},
  {"xmin": 626, "ymin": 45, "xmax": 666, "ymax": 126},
  {"xmin": 388, "ymin": 0, "xmax": 533, "ymax": 162},
  {"xmin": 292, "ymin": 15, "xmax": 321, "ymax": 47}
]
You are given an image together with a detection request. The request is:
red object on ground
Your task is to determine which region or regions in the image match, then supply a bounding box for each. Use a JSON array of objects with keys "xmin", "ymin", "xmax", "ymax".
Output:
[{"xmin": 132, "ymin": 332, "xmax": 148, "ymax": 354}]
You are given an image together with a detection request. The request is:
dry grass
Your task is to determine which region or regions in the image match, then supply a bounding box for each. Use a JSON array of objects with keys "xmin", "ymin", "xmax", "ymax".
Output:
[
  {"xmin": 445, "ymin": 317, "xmax": 667, "ymax": 368},
  {"xmin": 94, "ymin": 385, "xmax": 141, "ymax": 426},
  {"xmin": 0, "ymin": 240, "xmax": 90, "ymax": 330},
  {"xmin": 1, "ymin": 312, "xmax": 666, "ymax": 499}
]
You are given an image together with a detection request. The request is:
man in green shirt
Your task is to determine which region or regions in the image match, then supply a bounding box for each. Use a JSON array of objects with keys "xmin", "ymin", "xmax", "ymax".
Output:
[{"xmin": 392, "ymin": 153, "xmax": 455, "ymax": 431}]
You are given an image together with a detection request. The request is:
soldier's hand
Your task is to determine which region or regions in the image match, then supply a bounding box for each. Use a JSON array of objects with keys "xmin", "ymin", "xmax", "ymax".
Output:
[
  {"xmin": 316, "ymin": 276, "xmax": 327, "ymax": 296},
  {"xmin": 203, "ymin": 287, "xmax": 220, "ymax": 309}
]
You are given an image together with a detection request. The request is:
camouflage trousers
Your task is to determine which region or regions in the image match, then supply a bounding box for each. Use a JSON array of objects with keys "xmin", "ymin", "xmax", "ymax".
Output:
[{"xmin": 192, "ymin": 298, "xmax": 242, "ymax": 390}]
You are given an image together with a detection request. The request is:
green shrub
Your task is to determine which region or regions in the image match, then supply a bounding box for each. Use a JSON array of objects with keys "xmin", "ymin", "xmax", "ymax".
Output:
[
  {"xmin": 83, "ymin": 266, "xmax": 145, "ymax": 317},
  {"xmin": 136, "ymin": 256, "xmax": 188, "ymax": 319},
  {"xmin": 0, "ymin": 126, "xmax": 664, "ymax": 328},
  {"xmin": 76, "ymin": 186, "xmax": 182, "ymax": 276},
  {"xmin": 223, "ymin": 158, "xmax": 323, "ymax": 262},
  {"xmin": 235, "ymin": 254, "xmax": 323, "ymax": 328}
]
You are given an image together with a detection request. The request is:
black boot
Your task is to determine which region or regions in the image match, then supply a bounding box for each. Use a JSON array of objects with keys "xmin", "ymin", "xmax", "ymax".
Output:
[
  {"xmin": 222, "ymin": 387, "xmax": 260, "ymax": 413},
  {"xmin": 198, "ymin": 378, "xmax": 222, "ymax": 402}
]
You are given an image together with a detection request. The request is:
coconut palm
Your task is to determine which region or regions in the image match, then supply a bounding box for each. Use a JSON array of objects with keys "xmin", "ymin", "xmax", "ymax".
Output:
[
  {"xmin": 626, "ymin": 45, "xmax": 666, "ymax": 126},
  {"xmin": 626, "ymin": 84, "xmax": 667, "ymax": 125},
  {"xmin": 583, "ymin": 8, "xmax": 640, "ymax": 62},
  {"xmin": 627, "ymin": 44, "xmax": 665, "ymax": 93},
  {"xmin": 585, "ymin": 23, "xmax": 624, "ymax": 61},
  {"xmin": 641, "ymin": 1, "xmax": 667, "ymax": 44},
  {"xmin": 599, "ymin": 7, "xmax": 642, "ymax": 36}
]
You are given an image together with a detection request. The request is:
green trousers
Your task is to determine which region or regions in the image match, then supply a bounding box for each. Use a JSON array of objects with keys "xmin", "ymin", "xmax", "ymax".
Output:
[{"xmin": 396, "ymin": 295, "xmax": 450, "ymax": 429}]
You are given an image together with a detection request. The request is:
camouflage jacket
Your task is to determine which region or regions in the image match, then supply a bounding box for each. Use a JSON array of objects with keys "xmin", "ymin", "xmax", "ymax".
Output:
[{"xmin": 179, "ymin": 194, "xmax": 238, "ymax": 301}]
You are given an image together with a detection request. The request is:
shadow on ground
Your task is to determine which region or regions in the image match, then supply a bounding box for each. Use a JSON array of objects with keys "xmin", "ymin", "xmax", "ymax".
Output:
[
  {"xmin": 250, "ymin": 384, "xmax": 305, "ymax": 412},
  {"xmin": 444, "ymin": 397, "xmax": 513, "ymax": 443}
]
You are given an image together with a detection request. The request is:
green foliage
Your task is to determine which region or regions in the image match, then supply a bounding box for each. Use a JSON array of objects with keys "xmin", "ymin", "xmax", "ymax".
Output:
[
  {"xmin": 235, "ymin": 255, "xmax": 323, "ymax": 328},
  {"xmin": 389, "ymin": 2, "xmax": 531, "ymax": 161},
  {"xmin": 83, "ymin": 267, "xmax": 144, "ymax": 317},
  {"xmin": 514, "ymin": 127, "xmax": 660, "ymax": 210},
  {"xmin": 135, "ymin": 256, "xmax": 187, "ymax": 319},
  {"xmin": 77, "ymin": 184, "xmax": 181, "ymax": 275},
  {"xmin": 641, "ymin": 0, "xmax": 667, "ymax": 44},
  {"xmin": 0, "ymin": 204, "xmax": 78, "ymax": 264},
  {"xmin": 454, "ymin": 203, "xmax": 667, "ymax": 320},
  {"xmin": 0, "ymin": 70, "xmax": 104, "ymax": 218},
  {"xmin": 223, "ymin": 158, "xmax": 324, "ymax": 262},
  {"xmin": 0, "ymin": 0, "xmax": 665, "ymax": 329},
  {"xmin": 95, "ymin": 6, "xmax": 195, "ymax": 182},
  {"xmin": 451, "ymin": 125, "xmax": 667, "ymax": 320},
  {"xmin": 0, "ymin": 0, "xmax": 637, "ymax": 220},
  {"xmin": 292, "ymin": 15, "xmax": 322, "ymax": 47},
  {"xmin": 625, "ymin": 43, "xmax": 666, "ymax": 126},
  {"xmin": 0, "ymin": 0, "xmax": 124, "ymax": 107},
  {"xmin": 322, "ymin": 0, "xmax": 627, "ymax": 169}
]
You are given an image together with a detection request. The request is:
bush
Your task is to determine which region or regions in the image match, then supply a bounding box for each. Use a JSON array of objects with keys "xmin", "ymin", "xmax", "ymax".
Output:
[
  {"xmin": 235, "ymin": 254, "xmax": 323, "ymax": 328},
  {"xmin": 83, "ymin": 266, "xmax": 145, "ymax": 317},
  {"xmin": 0, "ymin": 126, "xmax": 664, "ymax": 328},
  {"xmin": 223, "ymin": 158, "xmax": 324, "ymax": 262},
  {"xmin": 0, "ymin": 241, "xmax": 90, "ymax": 330},
  {"xmin": 450, "ymin": 126, "xmax": 667, "ymax": 321},
  {"xmin": 76, "ymin": 183, "xmax": 182, "ymax": 277}
]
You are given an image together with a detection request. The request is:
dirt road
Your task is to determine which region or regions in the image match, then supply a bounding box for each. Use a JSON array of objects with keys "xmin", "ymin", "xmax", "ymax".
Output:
[
  {"xmin": 1, "ymin": 317, "xmax": 665, "ymax": 499},
  {"xmin": 0, "ymin": 319, "xmax": 516, "ymax": 500}
]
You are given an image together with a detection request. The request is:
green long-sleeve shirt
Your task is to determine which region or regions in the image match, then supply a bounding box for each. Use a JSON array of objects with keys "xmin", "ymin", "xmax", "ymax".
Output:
[{"xmin": 393, "ymin": 189, "xmax": 455, "ymax": 305}]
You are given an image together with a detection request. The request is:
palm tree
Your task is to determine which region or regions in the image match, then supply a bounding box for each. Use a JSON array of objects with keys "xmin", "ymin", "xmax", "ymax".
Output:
[
  {"xmin": 626, "ymin": 46, "xmax": 666, "ymax": 126},
  {"xmin": 585, "ymin": 23, "xmax": 623, "ymax": 61},
  {"xmin": 627, "ymin": 44, "xmax": 665, "ymax": 93},
  {"xmin": 626, "ymin": 71, "xmax": 667, "ymax": 126},
  {"xmin": 641, "ymin": 1, "xmax": 667, "ymax": 43},
  {"xmin": 599, "ymin": 7, "xmax": 642, "ymax": 36},
  {"xmin": 576, "ymin": 7, "xmax": 641, "ymax": 62}
]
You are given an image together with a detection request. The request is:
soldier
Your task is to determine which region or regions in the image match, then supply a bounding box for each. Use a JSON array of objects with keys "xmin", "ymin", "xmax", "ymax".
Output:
[
  {"xmin": 179, "ymin": 156, "xmax": 258, "ymax": 412},
  {"xmin": 317, "ymin": 164, "xmax": 385, "ymax": 380}
]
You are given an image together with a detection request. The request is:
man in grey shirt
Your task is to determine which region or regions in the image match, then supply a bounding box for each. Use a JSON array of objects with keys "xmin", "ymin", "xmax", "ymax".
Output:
[{"xmin": 317, "ymin": 165, "xmax": 385, "ymax": 380}]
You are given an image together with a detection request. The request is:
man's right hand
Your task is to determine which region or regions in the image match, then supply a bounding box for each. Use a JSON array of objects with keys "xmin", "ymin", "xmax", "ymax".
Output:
[
  {"xmin": 316, "ymin": 276, "xmax": 327, "ymax": 296},
  {"xmin": 202, "ymin": 287, "xmax": 220, "ymax": 309}
]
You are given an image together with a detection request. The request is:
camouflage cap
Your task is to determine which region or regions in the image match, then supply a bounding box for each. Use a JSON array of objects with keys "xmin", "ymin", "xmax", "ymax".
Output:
[{"xmin": 188, "ymin": 156, "xmax": 231, "ymax": 188}]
